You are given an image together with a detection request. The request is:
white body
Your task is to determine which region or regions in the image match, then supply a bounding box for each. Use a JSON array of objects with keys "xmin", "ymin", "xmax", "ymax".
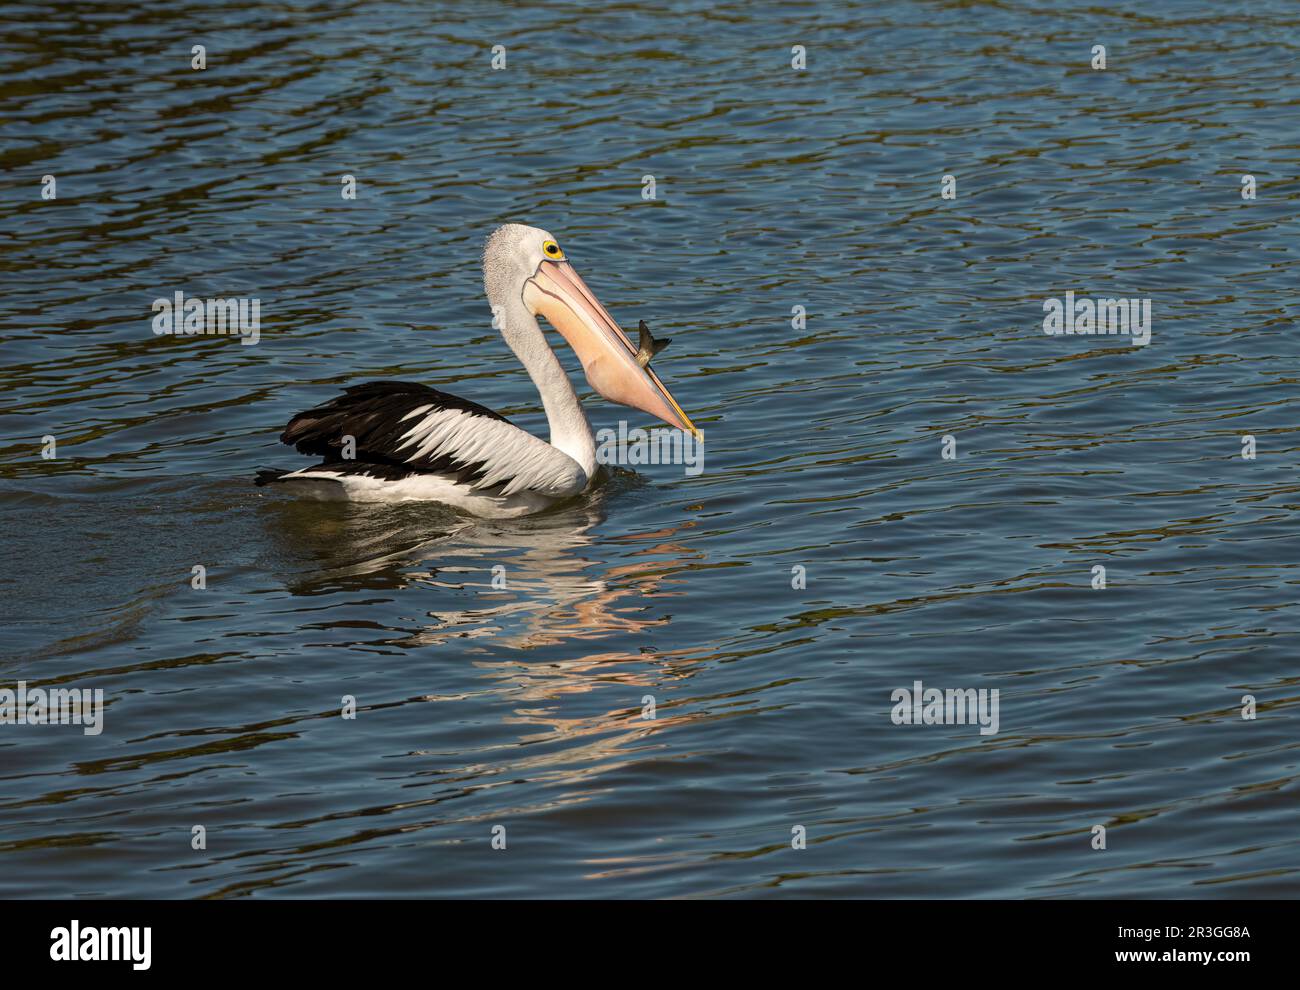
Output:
[{"xmin": 274, "ymin": 468, "xmax": 561, "ymax": 518}]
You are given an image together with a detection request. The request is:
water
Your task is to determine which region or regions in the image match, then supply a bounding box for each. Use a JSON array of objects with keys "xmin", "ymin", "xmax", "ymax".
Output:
[{"xmin": 3, "ymin": 0, "xmax": 1300, "ymax": 898}]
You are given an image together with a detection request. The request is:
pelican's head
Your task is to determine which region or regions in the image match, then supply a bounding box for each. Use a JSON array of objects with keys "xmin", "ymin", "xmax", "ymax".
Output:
[{"xmin": 483, "ymin": 223, "xmax": 700, "ymax": 440}]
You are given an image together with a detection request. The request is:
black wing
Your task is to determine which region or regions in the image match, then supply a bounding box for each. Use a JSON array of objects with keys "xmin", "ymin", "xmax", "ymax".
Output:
[{"xmin": 276, "ymin": 380, "xmax": 584, "ymax": 496}]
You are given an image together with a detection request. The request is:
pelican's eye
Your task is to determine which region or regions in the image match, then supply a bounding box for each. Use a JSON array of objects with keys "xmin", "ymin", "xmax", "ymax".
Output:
[{"xmin": 542, "ymin": 240, "xmax": 564, "ymax": 260}]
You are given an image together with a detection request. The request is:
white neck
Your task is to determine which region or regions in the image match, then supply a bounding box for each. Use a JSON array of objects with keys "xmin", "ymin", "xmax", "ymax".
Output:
[{"xmin": 496, "ymin": 293, "xmax": 597, "ymax": 484}]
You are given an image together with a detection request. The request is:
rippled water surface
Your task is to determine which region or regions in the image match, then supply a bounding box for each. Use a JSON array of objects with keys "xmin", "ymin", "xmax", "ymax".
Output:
[{"xmin": 3, "ymin": 0, "xmax": 1300, "ymax": 898}]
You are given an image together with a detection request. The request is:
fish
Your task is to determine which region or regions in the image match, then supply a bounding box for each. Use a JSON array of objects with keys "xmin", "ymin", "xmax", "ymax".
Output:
[{"xmin": 635, "ymin": 319, "xmax": 670, "ymax": 368}]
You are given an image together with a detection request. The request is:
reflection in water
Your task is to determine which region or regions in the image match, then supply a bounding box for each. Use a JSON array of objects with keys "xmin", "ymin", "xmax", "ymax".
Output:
[
  {"xmin": 258, "ymin": 474, "xmax": 701, "ymax": 650},
  {"xmin": 257, "ymin": 474, "xmax": 713, "ymax": 753}
]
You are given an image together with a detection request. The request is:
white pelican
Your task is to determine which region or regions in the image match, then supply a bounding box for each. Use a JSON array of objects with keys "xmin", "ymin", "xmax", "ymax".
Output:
[{"xmin": 255, "ymin": 224, "xmax": 700, "ymax": 518}]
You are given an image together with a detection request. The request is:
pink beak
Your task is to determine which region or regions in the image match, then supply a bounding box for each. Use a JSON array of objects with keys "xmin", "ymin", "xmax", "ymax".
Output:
[{"xmin": 523, "ymin": 259, "xmax": 701, "ymax": 440}]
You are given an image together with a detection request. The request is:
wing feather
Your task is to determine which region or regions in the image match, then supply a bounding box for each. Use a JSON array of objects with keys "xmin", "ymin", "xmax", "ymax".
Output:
[{"xmin": 279, "ymin": 381, "xmax": 585, "ymax": 497}]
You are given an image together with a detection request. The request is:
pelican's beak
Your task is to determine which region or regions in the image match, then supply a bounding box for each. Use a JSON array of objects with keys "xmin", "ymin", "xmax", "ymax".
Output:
[{"xmin": 524, "ymin": 259, "xmax": 701, "ymax": 440}]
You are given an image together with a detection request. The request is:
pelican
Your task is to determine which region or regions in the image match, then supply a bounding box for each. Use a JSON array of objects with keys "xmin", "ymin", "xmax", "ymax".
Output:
[{"xmin": 255, "ymin": 224, "xmax": 700, "ymax": 518}]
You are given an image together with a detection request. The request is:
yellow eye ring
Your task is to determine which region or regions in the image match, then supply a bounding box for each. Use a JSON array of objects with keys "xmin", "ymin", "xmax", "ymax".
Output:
[{"xmin": 542, "ymin": 240, "xmax": 564, "ymax": 260}]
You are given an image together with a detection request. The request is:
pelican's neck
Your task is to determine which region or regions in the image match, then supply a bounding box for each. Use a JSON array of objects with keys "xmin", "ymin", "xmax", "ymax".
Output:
[{"xmin": 496, "ymin": 293, "xmax": 597, "ymax": 484}]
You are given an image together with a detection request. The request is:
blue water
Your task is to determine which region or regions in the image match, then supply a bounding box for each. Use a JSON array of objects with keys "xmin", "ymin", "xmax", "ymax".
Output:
[{"xmin": 3, "ymin": 0, "xmax": 1300, "ymax": 897}]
